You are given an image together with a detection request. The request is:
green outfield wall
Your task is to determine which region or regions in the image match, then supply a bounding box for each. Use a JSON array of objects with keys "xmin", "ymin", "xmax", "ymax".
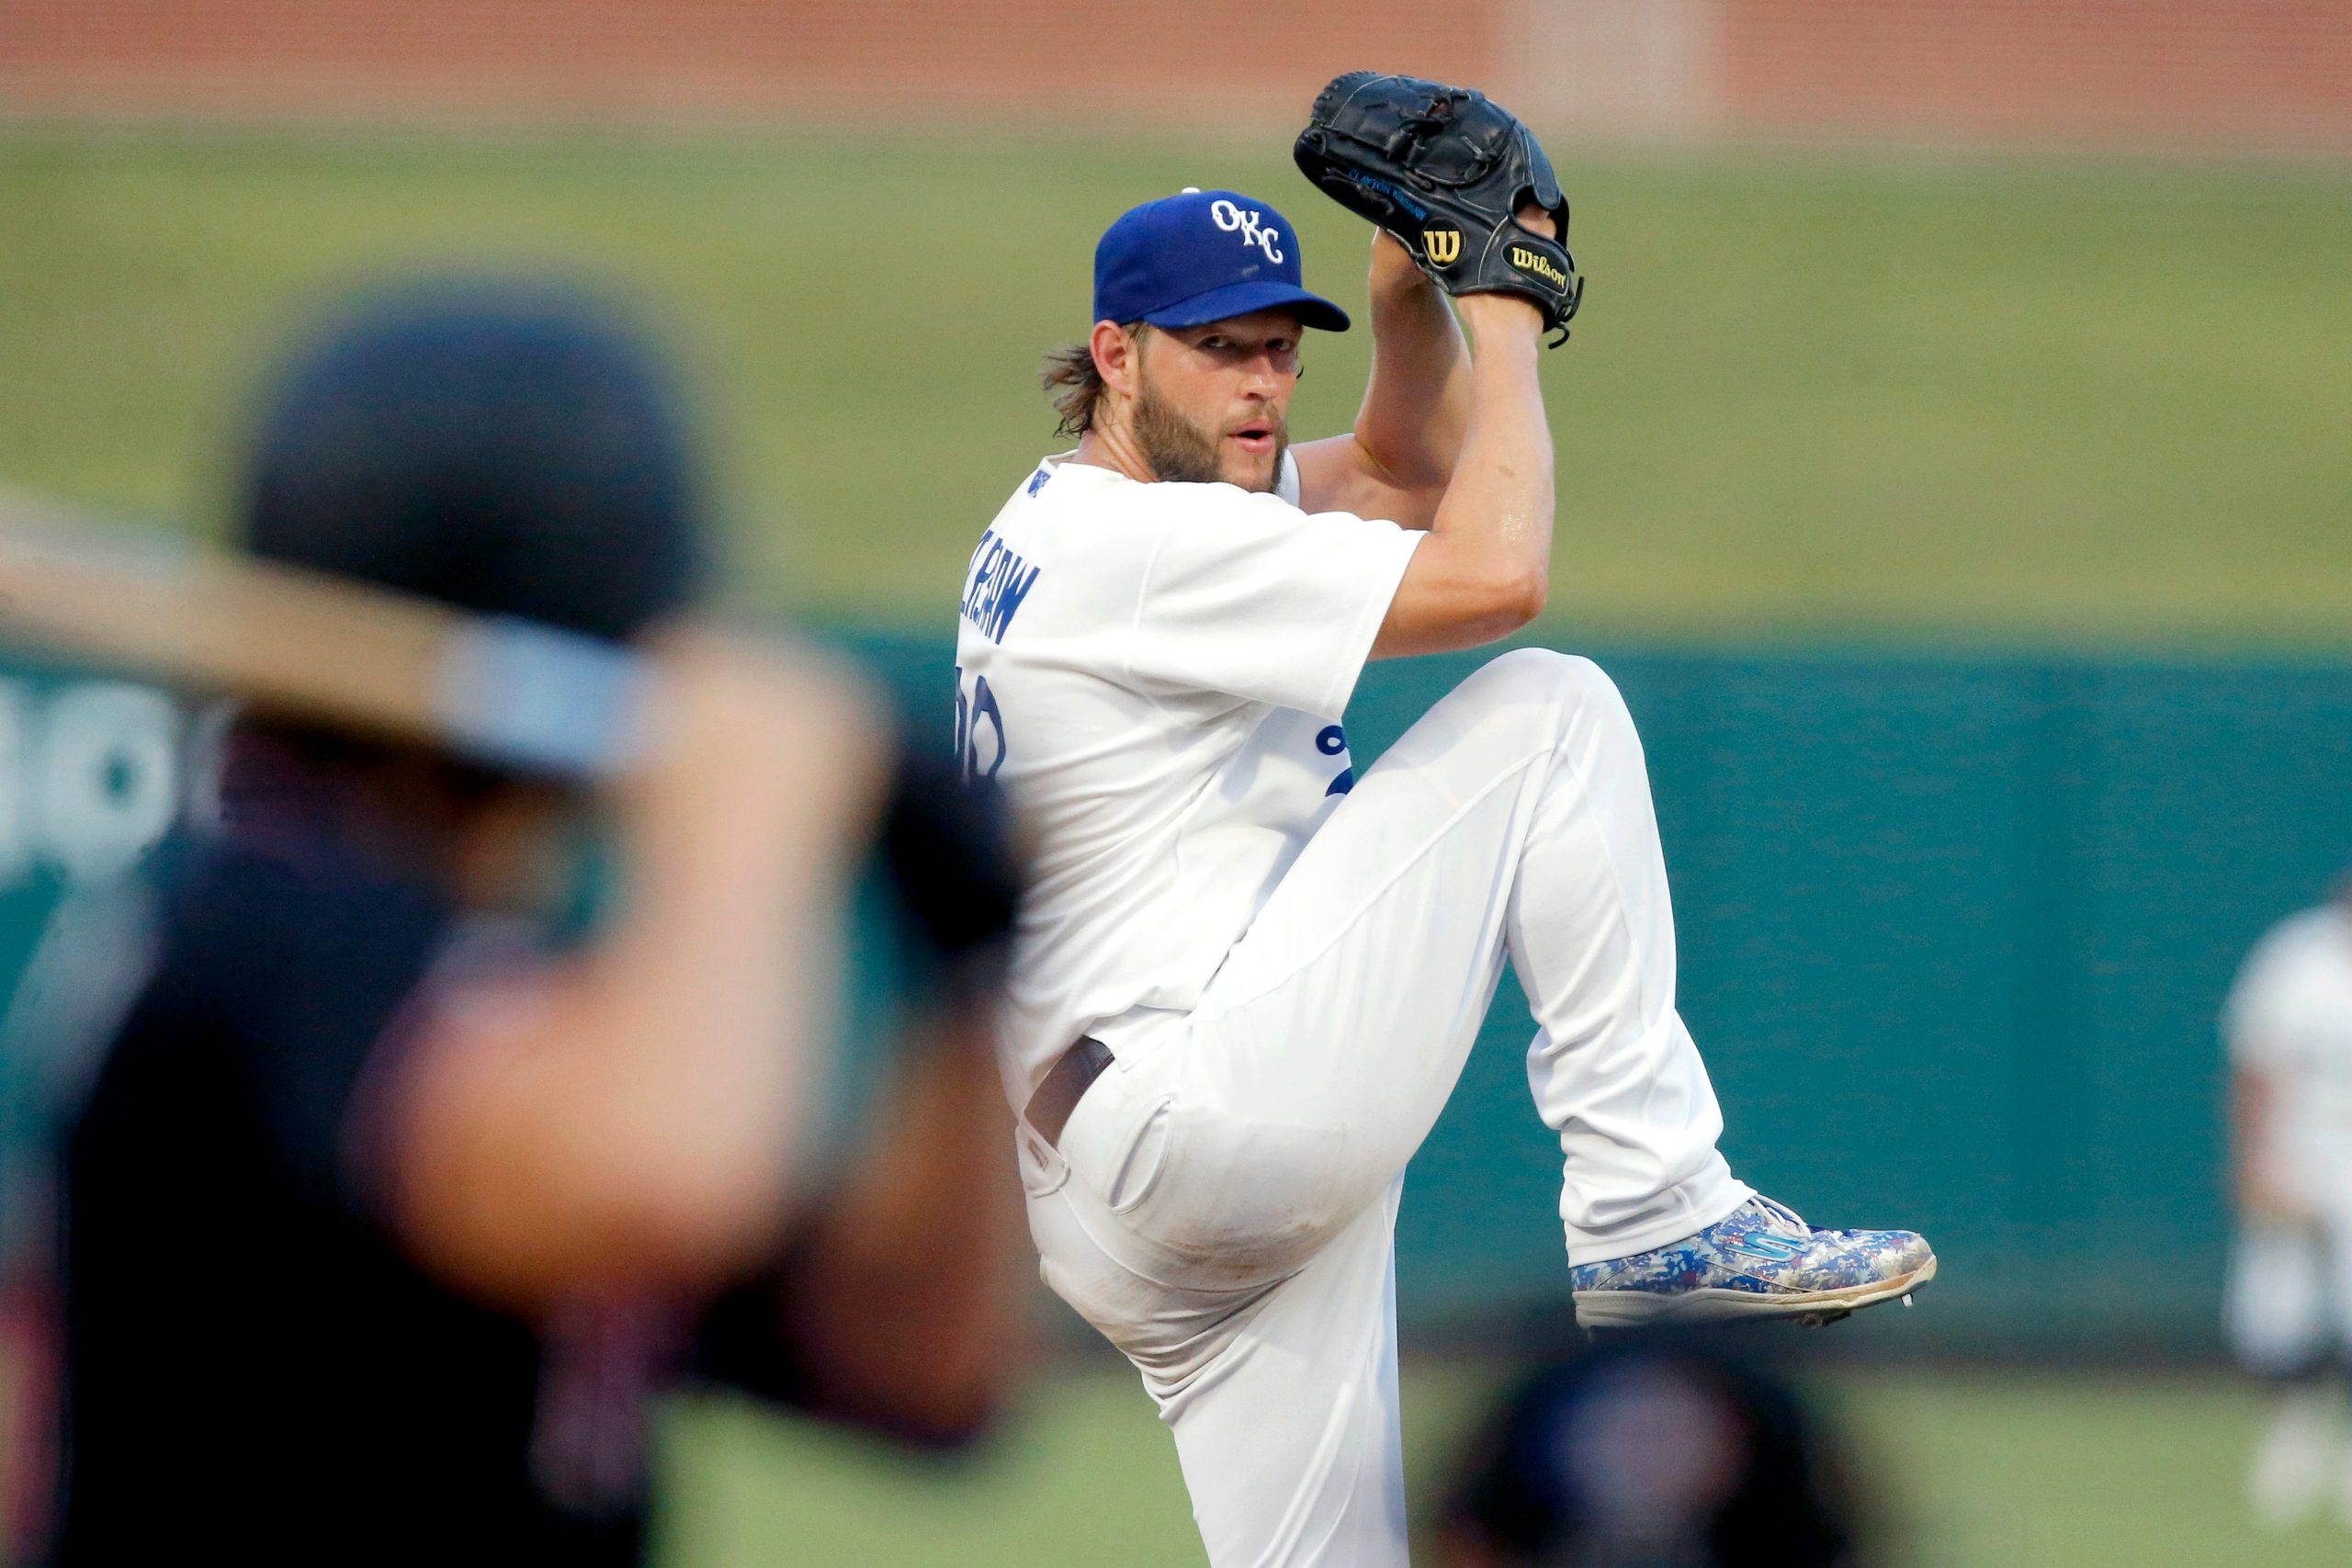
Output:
[{"xmin": 6, "ymin": 635, "xmax": 2348, "ymax": 1356}]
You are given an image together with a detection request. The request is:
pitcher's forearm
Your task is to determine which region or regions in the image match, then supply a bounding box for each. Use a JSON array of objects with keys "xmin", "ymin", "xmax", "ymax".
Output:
[
  {"xmin": 1432, "ymin": 299, "xmax": 1554, "ymax": 592},
  {"xmin": 1353, "ymin": 237, "xmax": 1471, "ymax": 493},
  {"xmin": 1366, "ymin": 296, "xmax": 1555, "ymax": 658}
]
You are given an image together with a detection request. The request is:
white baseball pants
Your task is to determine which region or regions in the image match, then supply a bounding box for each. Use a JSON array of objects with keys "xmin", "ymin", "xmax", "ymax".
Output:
[
  {"xmin": 2226, "ymin": 1219, "xmax": 2352, "ymax": 1377},
  {"xmin": 1019, "ymin": 649, "xmax": 1750, "ymax": 1567}
]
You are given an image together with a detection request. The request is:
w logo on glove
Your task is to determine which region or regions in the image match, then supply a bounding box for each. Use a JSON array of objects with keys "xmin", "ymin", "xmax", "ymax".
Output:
[{"xmin": 1422, "ymin": 228, "xmax": 1463, "ymax": 265}]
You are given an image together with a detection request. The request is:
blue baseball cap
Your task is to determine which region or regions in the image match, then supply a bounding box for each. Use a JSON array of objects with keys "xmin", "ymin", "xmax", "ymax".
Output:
[{"xmin": 1094, "ymin": 188, "xmax": 1350, "ymax": 333}]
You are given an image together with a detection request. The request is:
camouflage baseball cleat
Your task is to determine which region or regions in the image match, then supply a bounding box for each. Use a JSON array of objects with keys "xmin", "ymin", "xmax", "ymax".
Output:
[{"xmin": 1571, "ymin": 1195, "xmax": 1936, "ymax": 1328}]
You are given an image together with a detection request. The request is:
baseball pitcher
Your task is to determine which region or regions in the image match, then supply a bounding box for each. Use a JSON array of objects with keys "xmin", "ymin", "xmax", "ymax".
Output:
[{"xmin": 954, "ymin": 73, "xmax": 1936, "ymax": 1565}]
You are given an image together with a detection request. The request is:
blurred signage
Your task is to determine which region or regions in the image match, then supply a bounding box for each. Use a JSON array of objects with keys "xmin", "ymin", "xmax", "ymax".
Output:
[{"xmin": 0, "ymin": 674, "xmax": 189, "ymax": 897}]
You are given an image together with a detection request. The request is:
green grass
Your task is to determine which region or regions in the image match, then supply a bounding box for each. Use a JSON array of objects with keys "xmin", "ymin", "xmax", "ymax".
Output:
[
  {"xmin": 656, "ymin": 1357, "xmax": 2347, "ymax": 1568},
  {"xmin": 1827, "ymin": 1370, "xmax": 2345, "ymax": 1568},
  {"xmin": 2, "ymin": 127, "xmax": 2348, "ymax": 644}
]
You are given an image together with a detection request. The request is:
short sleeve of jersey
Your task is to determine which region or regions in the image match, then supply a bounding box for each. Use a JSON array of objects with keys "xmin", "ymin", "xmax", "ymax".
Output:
[{"xmin": 1121, "ymin": 485, "xmax": 1420, "ymax": 720}]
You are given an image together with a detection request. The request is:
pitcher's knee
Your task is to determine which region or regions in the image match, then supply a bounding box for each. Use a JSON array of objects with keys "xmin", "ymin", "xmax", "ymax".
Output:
[{"xmin": 1471, "ymin": 647, "xmax": 1630, "ymax": 728}]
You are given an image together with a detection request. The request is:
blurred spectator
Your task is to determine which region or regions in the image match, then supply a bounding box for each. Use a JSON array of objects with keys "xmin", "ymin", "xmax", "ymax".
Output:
[
  {"xmin": 1431, "ymin": 1332, "xmax": 1869, "ymax": 1568},
  {"xmin": 2223, "ymin": 872, "xmax": 2352, "ymax": 1531},
  {"xmin": 10, "ymin": 287, "xmax": 1026, "ymax": 1565}
]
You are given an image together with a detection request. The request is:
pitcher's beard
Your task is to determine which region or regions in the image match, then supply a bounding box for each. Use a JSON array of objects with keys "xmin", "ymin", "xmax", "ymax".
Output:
[{"xmin": 1134, "ymin": 388, "xmax": 1286, "ymax": 491}]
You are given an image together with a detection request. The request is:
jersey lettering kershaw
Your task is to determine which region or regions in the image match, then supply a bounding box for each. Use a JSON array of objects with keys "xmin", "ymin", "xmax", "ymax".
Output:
[{"xmin": 954, "ymin": 451, "xmax": 1421, "ymax": 1100}]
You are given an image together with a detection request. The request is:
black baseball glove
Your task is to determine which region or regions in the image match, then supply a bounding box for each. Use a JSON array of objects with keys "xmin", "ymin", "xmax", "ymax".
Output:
[{"xmin": 1294, "ymin": 71, "xmax": 1584, "ymax": 344}]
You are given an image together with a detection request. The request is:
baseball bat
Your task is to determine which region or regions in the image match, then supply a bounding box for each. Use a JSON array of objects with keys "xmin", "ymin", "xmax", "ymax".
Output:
[{"xmin": 0, "ymin": 483, "xmax": 639, "ymax": 781}]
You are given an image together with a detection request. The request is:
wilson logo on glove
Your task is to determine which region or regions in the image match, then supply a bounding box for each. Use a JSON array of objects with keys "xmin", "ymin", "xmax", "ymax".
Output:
[
  {"xmin": 1510, "ymin": 246, "xmax": 1568, "ymax": 288},
  {"xmin": 1423, "ymin": 228, "xmax": 1463, "ymax": 265}
]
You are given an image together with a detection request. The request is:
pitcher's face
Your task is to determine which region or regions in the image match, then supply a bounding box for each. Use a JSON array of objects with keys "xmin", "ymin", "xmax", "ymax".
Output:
[{"xmin": 1131, "ymin": 309, "xmax": 1303, "ymax": 492}]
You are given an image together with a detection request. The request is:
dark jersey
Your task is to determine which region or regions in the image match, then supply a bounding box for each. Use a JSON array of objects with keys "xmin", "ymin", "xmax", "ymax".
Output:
[
  {"xmin": 26, "ymin": 735, "xmax": 1014, "ymax": 1564},
  {"xmin": 49, "ymin": 832, "xmax": 669, "ymax": 1565}
]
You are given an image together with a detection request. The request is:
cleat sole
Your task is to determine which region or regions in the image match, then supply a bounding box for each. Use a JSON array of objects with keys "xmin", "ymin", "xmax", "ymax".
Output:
[{"xmin": 1572, "ymin": 1255, "xmax": 1937, "ymax": 1330}]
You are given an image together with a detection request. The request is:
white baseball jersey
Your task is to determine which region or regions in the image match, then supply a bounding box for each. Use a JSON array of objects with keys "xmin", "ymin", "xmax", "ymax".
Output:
[
  {"xmin": 952, "ymin": 450, "xmax": 1421, "ymax": 1103},
  {"xmin": 2225, "ymin": 903, "xmax": 2352, "ymax": 1216}
]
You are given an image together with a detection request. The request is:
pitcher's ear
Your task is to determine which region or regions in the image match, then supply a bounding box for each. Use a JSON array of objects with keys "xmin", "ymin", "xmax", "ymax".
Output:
[{"xmin": 1091, "ymin": 320, "xmax": 1150, "ymax": 400}]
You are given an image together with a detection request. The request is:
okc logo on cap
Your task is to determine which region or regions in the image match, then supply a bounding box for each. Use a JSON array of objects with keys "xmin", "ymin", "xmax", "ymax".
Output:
[
  {"xmin": 1091, "ymin": 187, "xmax": 1351, "ymax": 333},
  {"xmin": 1207, "ymin": 197, "xmax": 1285, "ymax": 264}
]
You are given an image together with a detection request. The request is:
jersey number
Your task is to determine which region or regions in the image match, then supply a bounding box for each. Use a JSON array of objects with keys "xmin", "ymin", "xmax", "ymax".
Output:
[{"xmin": 954, "ymin": 667, "xmax": 1007, "ymax": 787}]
